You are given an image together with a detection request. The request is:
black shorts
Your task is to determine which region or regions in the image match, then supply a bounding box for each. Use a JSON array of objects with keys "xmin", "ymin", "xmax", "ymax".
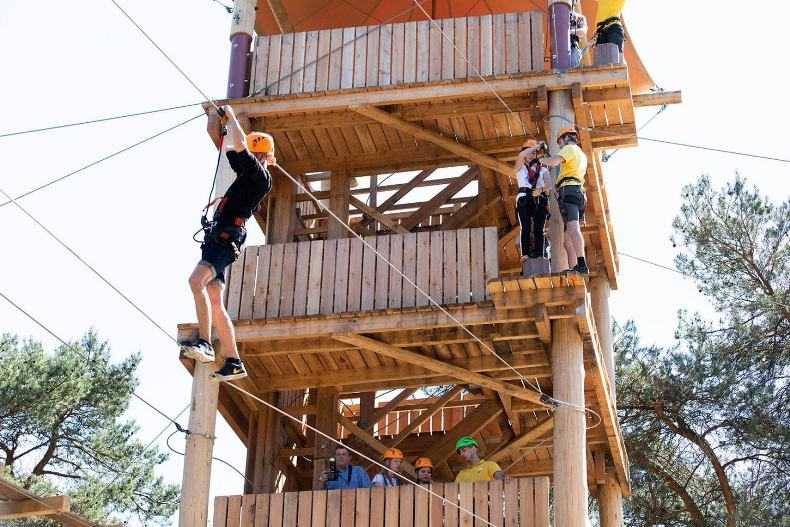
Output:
[
  {"xmin": 596, "ymin": 22, "xmax": 624, "ymax": 52},
  {"xmin": 558, "ymin": 185, "xmax": 586, "ymax": 223},
  {"xmin": 199, "ymin": 239, "xmax": 238, "ymax": 283}
]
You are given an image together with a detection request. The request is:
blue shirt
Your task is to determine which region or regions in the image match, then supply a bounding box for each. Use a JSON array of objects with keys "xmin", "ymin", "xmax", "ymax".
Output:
[{"xmin": 324, "ymin": 465, "xmax": 371, "ymax": 490}]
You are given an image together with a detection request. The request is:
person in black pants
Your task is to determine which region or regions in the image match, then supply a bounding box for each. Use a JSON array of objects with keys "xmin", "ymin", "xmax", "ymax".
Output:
[
  {"xmin": 180, "ymin": 105, "xmax": 274, "ymax": 380},
  {"xmin": 514, "ymin": 139, "xmax": 550, "ymax": 261}
]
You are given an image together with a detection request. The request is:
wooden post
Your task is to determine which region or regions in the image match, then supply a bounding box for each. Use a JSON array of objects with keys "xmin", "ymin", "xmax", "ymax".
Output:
[
  {"xmin": 551, "ymin": 318, "xmax": 589, "ymax": 527},
  {"xmin": 327, "ymin": 169, "xmax": 350, "ymax": 239},
  {"xmin": 591, "ymin": 276, "xmax": 616, "ymax": 402},
  {"xmin": 358, "ymin": 392, "xmax": 375, "ymax": 429},
  {"xmin": 546, "ymin": 0, "xmax": 574, "ymax": 273},
  {"xmin": 227, "ymin": 0, "xmax": 256, "ymax": 98},
  {"xmin": 259, "ymin": 393, "xmax": 281, "ymax": 492},
  {"xmin": 178, "ymin": 363, "xmax": 220, "ymax": 527},
  {"xmin": 599, "ymin": 471, "xmax": 624, "ymax": 527},
  {"xmin": 312, "ymin": 389, "xmax": 339, "ymax": 489},
  {"xmin": 266, "ymin": 170, "xmax": 297, "ymax": 243}
]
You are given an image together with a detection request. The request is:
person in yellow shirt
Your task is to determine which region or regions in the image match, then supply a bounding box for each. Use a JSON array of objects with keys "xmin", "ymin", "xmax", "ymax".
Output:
[
  {"xmin": 453, "ymin": 436, "xmax": 504, "ymax": 482},
  {"xmin": 539, "ymin": 127, "xmax": 588, "ymax": 274},
  {"xmin": 594, "ymin": 0, "xmax": 626, "ymax": 53}
]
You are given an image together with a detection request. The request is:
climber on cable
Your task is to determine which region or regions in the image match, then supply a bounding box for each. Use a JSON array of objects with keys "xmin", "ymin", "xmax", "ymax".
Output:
[{"xmin": 180, "ymin": 104, "xmax": 274, "ymax": 381}]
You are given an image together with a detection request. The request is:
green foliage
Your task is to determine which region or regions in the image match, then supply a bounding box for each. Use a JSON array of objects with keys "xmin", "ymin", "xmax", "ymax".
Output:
[
  {"xmin": 0, "ymin": 332, "xmax": 178, "ymax": 526},
  {"xmin": 618, "ymin": 175, "xmax": 790, "ymax": 527}
]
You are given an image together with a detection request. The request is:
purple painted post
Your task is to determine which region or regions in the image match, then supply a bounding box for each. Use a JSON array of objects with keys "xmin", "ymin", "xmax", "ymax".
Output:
[
  {"xmin": 549, "ymin": 1, "xmax": 571, "ymax": 71},
  {"xmin": 227, "ymin": 32, "xmax": 252, "ymax": 98}
]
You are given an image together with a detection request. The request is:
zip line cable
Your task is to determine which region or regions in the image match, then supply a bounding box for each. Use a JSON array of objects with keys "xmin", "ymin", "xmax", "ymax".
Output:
[
  {"xmin": 0, "ymin": 102, "xmax": 204, "ymax": 139},
  {"xmin": 0, "ymin": 287, "xmax": 183, "ymax": 428},
  {"xmin": 107, "ymin": 0, "xmax": 223, "ymax": 114},
  {"xmin": 0, "ymin": 112, "xmax": 204, "ymax": 209},
  {"xmin": 638, "ymin": 137, "xmax": 790, "ymax": 164},
  {"xmin": 0, "ymin": 184, "xmax": 179, "ymax": 345},
  {"xmin": 0, "ymin": 287, "xmax": 251, "ymax": 503}
]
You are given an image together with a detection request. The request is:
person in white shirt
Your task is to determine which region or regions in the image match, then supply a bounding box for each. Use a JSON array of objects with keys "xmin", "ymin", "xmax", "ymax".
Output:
[
  {"xmin": 371, "ymin": 448, "xmax": 404, "ymax": 487},
  {"xmin": 514, "ymin": 139, "xmax": 550, "ymax": 261}
]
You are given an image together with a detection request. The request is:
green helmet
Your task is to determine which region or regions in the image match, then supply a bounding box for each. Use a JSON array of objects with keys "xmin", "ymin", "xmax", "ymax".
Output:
[{"xmin": 455, "ymin": 436, "xmax": 479, "ymax": 450}]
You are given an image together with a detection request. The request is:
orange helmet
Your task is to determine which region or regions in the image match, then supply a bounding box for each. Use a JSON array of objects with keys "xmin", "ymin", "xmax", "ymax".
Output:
[
  {"xmin": 556, "ymin": 127, "xmax": 579, "ymax": 145},
  {"xmin": 521, "ymin": 138, "xmax": 539, "ymax": 150},
  {"xmin": 382, "ymin": 448, "xmax": 404, "ymax": 460},
  {"xmin": 247, "ymin": 132, "xmax": 275, "ymax": 154},
  {"xmin": 415, "ymin": 457, "xmax": 433, "ymax": 469}
]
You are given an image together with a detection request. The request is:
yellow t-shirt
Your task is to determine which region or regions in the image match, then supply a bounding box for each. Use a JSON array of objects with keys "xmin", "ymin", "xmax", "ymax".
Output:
[
  {"xmin": 557, "ymin": 144, "xmax": 587, "ymax": 188},
  {"xmin": 454, "ymin": 460, "xmax": 502, "ymax": 483},
  {"xmin": 595, "ymin": 0, "xmax": 626, "ymax": 25}
]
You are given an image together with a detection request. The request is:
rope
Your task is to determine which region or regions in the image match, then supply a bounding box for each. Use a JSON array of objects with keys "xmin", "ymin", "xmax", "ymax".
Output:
[
  {"xmin": 410, "ymin": 0, "xmax": 527, "ymax": 136},
  {"xmin": 0, "ymin": 185, "xmax": 179, "ymax": 345},
  {"xmin": 0, "ymin": 103, "xmax": 203, "ymax": 139},
  {"xmin": 107, "ymin": 0, "xmax": 223, "ymax": 114},
  {"xmin": 223, "ymin": 381, "xmax": 502, "ymax": 527},
  {"xmin": 0, "ymin": 287, "xmax": 182, "ymax": 427},
  {"xmin": 0, "ymin": 112, "xmax": 204, "ymax": 209}
]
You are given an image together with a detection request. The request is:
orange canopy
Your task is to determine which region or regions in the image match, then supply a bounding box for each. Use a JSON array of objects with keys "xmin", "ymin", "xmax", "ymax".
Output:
[{"xmin": 254, "ymin": 0, "xmax": 654, "ymax": 93}]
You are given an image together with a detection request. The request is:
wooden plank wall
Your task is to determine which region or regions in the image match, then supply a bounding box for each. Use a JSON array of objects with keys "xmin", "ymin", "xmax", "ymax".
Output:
[
  {"xmin": 251, "ymin": 12, "xmax": 545, "ymax": 96},
  {"xmin": 215, "ymin": 478, "xmax": 550, "ymax": 527},
  {"xmin": 225, "ymin": 227, "xmax": 499, "ymax": 322}
]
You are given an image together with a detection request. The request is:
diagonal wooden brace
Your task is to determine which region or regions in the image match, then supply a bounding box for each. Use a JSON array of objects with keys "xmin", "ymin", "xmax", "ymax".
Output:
[{"xmin": 333, "ymin": 333, "xmax": 554, "ymax": 409}]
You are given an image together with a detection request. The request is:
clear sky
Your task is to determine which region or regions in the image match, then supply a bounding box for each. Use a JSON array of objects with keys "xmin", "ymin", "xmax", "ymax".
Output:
[{"xmin": 1, "ymin": 1, "xmax": 788, "ymax": 525}]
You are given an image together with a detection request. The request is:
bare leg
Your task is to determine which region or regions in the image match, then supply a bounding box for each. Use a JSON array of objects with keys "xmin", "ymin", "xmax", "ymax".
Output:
[
  {"xmin": 188, "ymin": 263, "xmax": 216, "ymax": 342},
  {"xmin": 565, "ymin": 220, "xmax": 585, "ymax": 263},
  {"xmin": 564, "ymin": 224, "xmax": 577, "ymax": 267},
  {"xmin": 207, "ymin": 280, "xmax": 239, "ymax": 360}
]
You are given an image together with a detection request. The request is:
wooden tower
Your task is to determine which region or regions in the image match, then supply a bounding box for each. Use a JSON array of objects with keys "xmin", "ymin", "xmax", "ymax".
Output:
[{"xmin": 177, "ymin": 1, "xmax": 681, "ymax": 526}]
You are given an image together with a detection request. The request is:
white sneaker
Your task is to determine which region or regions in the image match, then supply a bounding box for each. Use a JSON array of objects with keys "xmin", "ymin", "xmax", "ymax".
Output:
[{"xmin": 180, "ymin": 338, "xmax": 215, "ymax": 363}]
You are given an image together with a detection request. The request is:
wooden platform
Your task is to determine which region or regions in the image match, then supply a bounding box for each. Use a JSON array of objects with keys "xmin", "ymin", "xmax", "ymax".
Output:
[{"xmin": 178, "ymin": 271, "xmax": 628, "ymax": 494}]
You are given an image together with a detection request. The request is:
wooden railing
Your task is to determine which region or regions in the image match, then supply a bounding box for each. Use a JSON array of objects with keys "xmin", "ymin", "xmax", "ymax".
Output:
[
  {"xmin": 214, "ymin": 478, "xmax": 550, "ymax": 527},
  {"xmin": 225, "ymin": 227, "xmax": 498, "ymax": 321},
  {"xmin": 251, "ymin": 11, "xmax": 545, "ymax": 97}
]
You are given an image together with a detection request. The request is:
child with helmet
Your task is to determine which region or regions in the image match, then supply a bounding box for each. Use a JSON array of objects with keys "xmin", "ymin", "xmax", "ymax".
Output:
[
  {"xmin": 414, "ymin": 457, "xmax": 434, "ymax": 486},
  {"xmin": 371, "ymin": 448, "xmax": 405, "ymax": 487}
]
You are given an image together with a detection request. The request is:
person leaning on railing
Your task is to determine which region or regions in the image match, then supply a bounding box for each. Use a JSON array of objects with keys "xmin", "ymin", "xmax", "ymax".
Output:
[
  {"xmin": 320, "ymin": 445, "xmax": 371, "ymax": 490},
  {"xmin": 414, "ymin": 457, "xmax": 434, "ymax": 486},
  {"xmin": 454, "ymin": 436, "xmax": 505, "ymax": 482},
  {"xmin": 371, "ymin": 448, "xmax": 405, "ymax": 487}
]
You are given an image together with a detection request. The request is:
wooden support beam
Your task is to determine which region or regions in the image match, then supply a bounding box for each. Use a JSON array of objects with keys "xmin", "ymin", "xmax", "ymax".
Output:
[
  {"xmin": 481, "ymin": 166, "xmax": 516, "ymax": 227},
  {"xmin": 263, "ymin": 354, "xmax": 549, "ymax": 391},
  {"xmin": 266, "ymin": 167, "xmax": 298, "ymax": 243},
  {"xmin": 349, "ymin": 195, "xmax": 408, "ymax": 233},
  {"xmin": 400, "ymin": 167, "xmax": 479, "ymax": 231},
  {"xmin": 178, "ymin": 361, "xmax": 219, "ymax": 526},
  {"xmin": 264, "ymin": 0, "xmax": 294, "ymax": 33},
  {"xmin": 632, "ymin": 90, "xmax": 682, "ymax": 108},
  {"xmin": 420, "ymin": 399, "xmax": 503, "ymax": 466},
  {"xmin": 358, "ymin": 392, "xmax": 375, "ymax": 430},
  {"xmin": 0, "ymin": 496, "xmax": 69, "ymax": 520},
  {"xmin": 497, "ymin": 393, "xmax": 521, "ymax": 436},
  {"xmin": 599, "ymin": 470, "xmax": 625, "ymax": 527},
  {"xmin": 313, "ymin": 389, "xmax": 338, "ymax": 489},
  {"xmin": 365, "ymin": 389, "xmax": 417, "ymax": 432},
  {"xmin": 350, "ymin": 105, "xmax": 514, "ymax": 182},
  {"xmin": 216, "ymin": 66, "xmax": 630, "ymax": 117},
  {"xmin": 388, "ymin": 386, "xmax": 463, "ymax": 448},
  {"xmin": 440, "ymin": 193, "xmax": 501, "ymax": 231},
  {"xmin": 327, "ymin": 169, "xmax": 350, "ymax": 239},
  {"xmin": 336, "ymin": 414, "xmax": 415, "ymax": 476},
  {"xmin": 333, "ymin": 334, "xmax": 552, "ymax": 408},
  {"xmin": 489, "ymin": 416, "xmax": 554, "ymax": 463},
  {"xmin": 552, "ymin": 317, "xmax": 589, "ymax": 527}
]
